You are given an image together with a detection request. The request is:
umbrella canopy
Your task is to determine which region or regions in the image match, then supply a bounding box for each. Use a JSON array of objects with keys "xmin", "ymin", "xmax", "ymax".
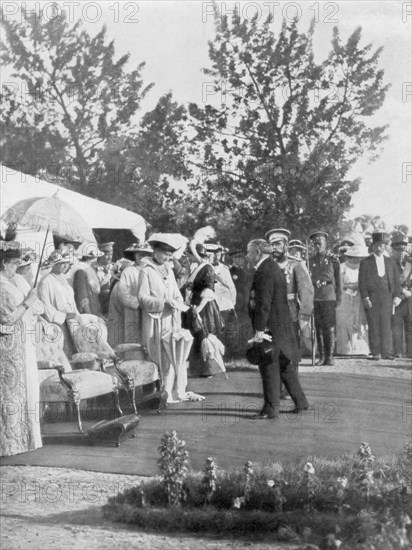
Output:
[{"xmin": 2, "ymin": 194, "xmax": 96, "ymax": 243}]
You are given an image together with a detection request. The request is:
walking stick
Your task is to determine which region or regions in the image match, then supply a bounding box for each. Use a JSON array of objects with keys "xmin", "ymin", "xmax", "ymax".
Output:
[{"xmin": 306, "ymin": 240, "xmax": 316, "ymax": 366}]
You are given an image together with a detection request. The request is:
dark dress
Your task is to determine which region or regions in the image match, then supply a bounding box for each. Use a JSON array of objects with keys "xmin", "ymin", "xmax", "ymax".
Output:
[
  {"xmin": 187, "ymin": 264, "xmax": 224, "ymax": 377},
  {"xmin": 73, "ymin": 267, "xmax": 102, "ymax": 317}
]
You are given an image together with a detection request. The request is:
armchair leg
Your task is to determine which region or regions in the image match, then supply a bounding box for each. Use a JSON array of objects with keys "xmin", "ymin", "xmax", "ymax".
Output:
[
  {"xmin": 131, "ymin": 385, "xmax": 138, "ymax": 415},
  {"xmin": 75, "ymin": 401, "xmax": 83, "ymax": 433},
  {"xmin": 113, "ymin": 388, "xmax": 123, "ymax": 417}
]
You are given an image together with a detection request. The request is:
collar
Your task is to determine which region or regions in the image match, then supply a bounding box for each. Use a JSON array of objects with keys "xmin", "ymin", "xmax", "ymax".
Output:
[{"xmin": 255, "ymin": 256, "xmax": 269, "ymax": 270}]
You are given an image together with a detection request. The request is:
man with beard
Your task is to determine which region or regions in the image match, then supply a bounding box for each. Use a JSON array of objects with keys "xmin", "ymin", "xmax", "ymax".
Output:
[
  {"xmin": 266, "ymin": 228, "xmax": 314, "ymax": 397},
  {"xmin": 247, "ymin": 239, "xmax": 309, "ymax": 419}
]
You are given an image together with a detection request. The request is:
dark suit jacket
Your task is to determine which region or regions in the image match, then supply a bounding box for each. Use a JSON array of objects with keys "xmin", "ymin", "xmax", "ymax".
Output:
[
  {"xmin": 248, "ymin": 256, "xmax": 300, "ymax": 363},
  {"xmin": 358, "ymin": 255, "xmax": 400, "ymax": 300}
]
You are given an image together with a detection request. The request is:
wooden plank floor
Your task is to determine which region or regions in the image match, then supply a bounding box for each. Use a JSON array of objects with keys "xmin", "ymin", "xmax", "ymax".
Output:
[{"xmin": 1, "ymin": 370, "xmax": 411, "ymax": 476}]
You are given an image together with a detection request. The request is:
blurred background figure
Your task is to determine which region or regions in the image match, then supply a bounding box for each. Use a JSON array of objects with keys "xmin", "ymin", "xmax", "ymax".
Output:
[
  {"xmin": 96, "ymin": 241, "xmax": 115, "ymax": 317},
  {"xmin": 288, "ymin": 239, "xmax": 306, "ymax": 261},
  {"xmin": 336, "ymin": 245, "xmax": 370, "ymax": 355},
  {"xmin": 390, "ymin": 232, "xmax": 412, "ymax": 358},
  {"xmin": 16, "ymin": 248, "xmax": 38, "ymax": 287},
  {"xmin": 73, "ymin": 243, "xmax": 104, "ymax": 317}
]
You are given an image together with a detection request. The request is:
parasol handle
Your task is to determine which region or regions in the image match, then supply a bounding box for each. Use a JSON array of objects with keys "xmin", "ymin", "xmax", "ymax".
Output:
[{"xmin": 33, "ymin": 225, "xmax": 50, "ymax": 288}]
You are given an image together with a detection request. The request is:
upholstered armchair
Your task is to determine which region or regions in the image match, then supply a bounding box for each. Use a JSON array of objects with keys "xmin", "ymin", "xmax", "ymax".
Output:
[
  {"xmin": 38, "ymin": 356, "xmax": 123, "ymax": 433},
  {"xmin": 105, "ymin": 343, "xmax": 168, "ymax": 414}
]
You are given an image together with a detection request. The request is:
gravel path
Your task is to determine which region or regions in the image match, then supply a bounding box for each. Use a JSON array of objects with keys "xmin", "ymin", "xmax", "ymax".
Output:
[{"xmin": 1, "ymin": 357, "xmax": 410, "ymax": 550}]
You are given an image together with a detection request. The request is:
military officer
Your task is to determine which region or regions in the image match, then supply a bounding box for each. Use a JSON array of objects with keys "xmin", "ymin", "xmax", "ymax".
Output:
[
  {"xmin": 266, "ymin": 229, "xmax": 314, "ymax": 396},
  {"xmin": 308, "ymin": 230, "xmax": 342, "ymax": 366},
  {"xmin": 266, "ymin": 229, "xmax": 314, "ymax": 346},
  {"xmin": 390, "ymin": 232, "xmax": 412, "ymax": 358},
  {"xmin": 288, "ymin": 239, "xmax": 306, "ymax": 261}
]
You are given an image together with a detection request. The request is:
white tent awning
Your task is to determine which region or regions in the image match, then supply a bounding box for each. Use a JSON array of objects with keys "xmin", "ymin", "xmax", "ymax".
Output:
[{"xmin": 0, "ymin": 165, "xmax": 146, "ymax": 241}]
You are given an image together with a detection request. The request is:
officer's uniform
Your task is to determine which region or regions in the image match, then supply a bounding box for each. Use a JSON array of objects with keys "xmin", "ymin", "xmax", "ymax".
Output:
[
  {"xmin": 309, "ymin": 235, "xmax": 342, "ymax": 365},
  {"xmin": 391, "ymin": 232, "xmax": 412, "ymax": 358}
]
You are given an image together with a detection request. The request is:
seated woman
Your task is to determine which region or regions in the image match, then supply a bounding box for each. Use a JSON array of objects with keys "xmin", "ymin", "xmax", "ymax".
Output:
[
  {"xmin": 137, "ymin": 234, "xmax": 202, "ymax": 403},
  {"xmin": 0, "ymin": 240, "xmax": 43, "ymax": 457},
  {"xmin": 73, "ymin": 243, "xmax": 103, "ymax": 317},
  {"xmin": 185, "ymin": 244, "xmax": 225, "ymax": 377},
  {"xmin": 37, "ymin": 251, "xmax": 80, "ymax": 358}
]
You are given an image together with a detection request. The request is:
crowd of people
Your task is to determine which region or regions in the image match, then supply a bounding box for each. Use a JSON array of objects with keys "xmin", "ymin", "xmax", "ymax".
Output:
[{"xmin": 1, "ymin": 222, "xmax": 411, "ymax": 454}]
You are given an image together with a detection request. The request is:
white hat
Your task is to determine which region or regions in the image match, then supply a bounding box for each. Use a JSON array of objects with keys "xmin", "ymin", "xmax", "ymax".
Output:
[
  {"xmin": 78, "ymin": 242, "xmax": 104, "ymax": 259},
  {"xmin": 265, "ymin": 228, "xmax": 291, "ymax": 242},
  {"xmin": 148, "ymin": 233, "xmax": 185, "ymax": 252},
  {"xmin": 345, "ymin": 245, "xmax": 369, "ymax": 258}
]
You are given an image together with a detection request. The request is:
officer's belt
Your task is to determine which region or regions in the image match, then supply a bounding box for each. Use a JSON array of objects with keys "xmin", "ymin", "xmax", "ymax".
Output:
[{"xmin": 287, "ymin": 293, "xmax": 298, "ymax": 300}]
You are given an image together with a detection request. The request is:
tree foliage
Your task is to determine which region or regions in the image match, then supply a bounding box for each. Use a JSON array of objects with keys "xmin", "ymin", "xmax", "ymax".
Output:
[
  {"xmin": 0, "ymin": 8, "xmax": 191, "ymax": 230},
  {"xmin": 188, "ymin": 11, "xmax": 390, "ymax": 246}
]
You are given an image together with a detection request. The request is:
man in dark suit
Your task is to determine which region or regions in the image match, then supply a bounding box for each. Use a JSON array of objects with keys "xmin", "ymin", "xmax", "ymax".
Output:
[
  {"xmin": 359, "ymin": 232, "xmax": 401, "ymax": 360},
  {"xmin": 247, "ymin": 239, "xmax": 309, "ymax": 419}
]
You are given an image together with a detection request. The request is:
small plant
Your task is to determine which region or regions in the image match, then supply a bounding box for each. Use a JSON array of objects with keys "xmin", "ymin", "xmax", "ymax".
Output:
[
  {"xmin": 243, "ymin": 461, "xmax": 253, "ymax": 508},
  {"xmin": 202, "ymin": 457, "xmax": 218, "ymax": 505},
  {"xmin": 350, "ymin": 442, "xmax": 375, "ymax": 503},
  {"xmin": 157, "ymin": 430, "xmax": 190, "ymax": 506},
  {"xmin": 267, "ymin": 479, "xmax": 285, "ymax": 512}
]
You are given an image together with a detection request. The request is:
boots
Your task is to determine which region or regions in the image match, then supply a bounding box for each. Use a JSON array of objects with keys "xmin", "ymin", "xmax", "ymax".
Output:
[
  {"xmin": 324, "ymin": 326, "xmax": 336, "ymax": 366},
  {"xmin": 315, "ymin": 328, "xmax": 325, "ymax": 365}
]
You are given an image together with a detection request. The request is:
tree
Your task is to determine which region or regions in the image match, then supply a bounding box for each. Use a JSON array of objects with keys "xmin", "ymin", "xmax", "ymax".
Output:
[
  {"xmin": 0, "ymin": 7, "xmax": 152, "ymax": 192},
  {"xmin": 187, "ymin": 11, "xmax": 390, "ymax": 246}
]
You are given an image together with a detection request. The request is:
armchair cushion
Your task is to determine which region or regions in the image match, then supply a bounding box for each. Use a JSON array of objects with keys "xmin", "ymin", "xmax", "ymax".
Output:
[
  {"xmin": 40, "ymin": 370, "xmax": 119, "ymax": 402},
  {"xmin": 107, "ymin": 359, "xmax": 159, "ymax": 386}
]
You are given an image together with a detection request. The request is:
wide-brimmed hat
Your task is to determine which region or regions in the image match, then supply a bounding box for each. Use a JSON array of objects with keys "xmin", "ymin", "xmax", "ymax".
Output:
[
  {"xmin": 289, "ymin": 239, "xmax": 306, "ymax": 251},
  {"xmin": 344, "ymin": 245, "xmax": 369, "ymax": 258},
  {"xmin": 123, "ymin": 242, "xmax": 153, "ymax": 261},
  {"xmin": 18, "ymin": 249, "xmax": 38, "ymax": 267},
  {"xmin": 78, "ymin": 242, "xmax": 104, "ymax": 260},
  {"xmin": 309, "ymin": 230, "xmax": 328, "ymax": 240},
  {"xmin": 148, "ymin": 233, "xmax": 182, "ymax": 252},
  {"xmin": 391, "ymin": 232, "xmax": 408, "ymax": 248},
  {"xmin": 265, "ymin": 228, "xmax": 291, "ymax": 242},
  {"xmin": 41, "ymin": 251, "xmax": 72, "ymax": 268}
]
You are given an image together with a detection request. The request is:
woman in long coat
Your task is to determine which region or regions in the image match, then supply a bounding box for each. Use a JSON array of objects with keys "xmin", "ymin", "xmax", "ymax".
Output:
[
  {"xmin": 336, "ymin": 245, "xmax": 370, "ymax": 355},
  {"xmin": 0, "ymin": 241, "xmax": 43, "ymax": 456},
  {"xmin": 73, "ymin": 246, "xmax": 103, "ymax": 317},
  {"xmin": 107, "ymin": 243, "xmax": 152, "ymax": 347},
  {"xmin": 186, "ymin": 244, "xmax": 224, "ymax": 377},
  {"xmin": 138, "ymin": 235, "xmax": 195, "ymax": 403}
]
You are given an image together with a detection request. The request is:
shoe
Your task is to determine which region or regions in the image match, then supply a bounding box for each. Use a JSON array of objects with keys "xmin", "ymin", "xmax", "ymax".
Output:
[
  {"xmin": 368, "ymin": 355, "xmax": 380, "ymax": 361},
  {"xmin": 247, "ymin": 413, "xmax": 277, "ymax": 420},
  {"xmin": 280, "ymin": 406, "xmax": 309, "ymax": 414},
  {"xmin": 315, "ymin": 327, "xmax": 325, "ymax": 365}
]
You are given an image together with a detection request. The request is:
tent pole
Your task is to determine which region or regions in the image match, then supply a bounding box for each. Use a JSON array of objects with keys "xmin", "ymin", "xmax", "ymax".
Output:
[{"xmin": 33, "ymin": 225, "xmax": 49, "ymax": 288}]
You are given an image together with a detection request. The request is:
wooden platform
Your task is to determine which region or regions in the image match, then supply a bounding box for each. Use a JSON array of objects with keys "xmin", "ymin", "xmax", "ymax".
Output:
[{"xmin": 1, "ymin": 368, "xmax": 411, "ymax": 476}]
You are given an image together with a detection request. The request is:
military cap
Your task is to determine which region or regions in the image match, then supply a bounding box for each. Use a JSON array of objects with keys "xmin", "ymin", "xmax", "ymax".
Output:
[
  {"xmin": 309, "ymin": 230, "xmax": 328, "ymax": 240},
  {"xmin": 391, "ymin": 232, "xmax": 408, "ymax": 247},
  {"xmin": 289, "ymin": 239, "xmax": 306, "ymax": 251},
  {"xmin": 229, "ymin": 249, "xmax": 245, "ymax": 256},
  {"xmin": 265, "ymin": 228, "xmax": 291, "ymax": 242},
  {"xmin": 204, "ymin": 242, "xmax": 222, "ymax": 253}
]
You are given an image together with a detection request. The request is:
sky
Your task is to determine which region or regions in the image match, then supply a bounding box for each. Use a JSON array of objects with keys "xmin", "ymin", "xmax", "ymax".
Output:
[{"xmin": 2, "ymin": 0, "xmax": 412, "ymax": 230}]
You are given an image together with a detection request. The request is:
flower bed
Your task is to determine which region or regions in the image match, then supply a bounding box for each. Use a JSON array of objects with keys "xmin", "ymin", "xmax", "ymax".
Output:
[{"xmin": 103, "ymin": 434, "xmax": 412, "ymax": 549}]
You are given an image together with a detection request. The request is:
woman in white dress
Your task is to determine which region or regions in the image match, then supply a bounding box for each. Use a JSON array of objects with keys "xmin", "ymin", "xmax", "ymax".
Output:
[
  {"xmin": 0, "ymin": 241, "xmax": 43, "ymax": 456},
  {"xmin": 336, "ymin": 245, "xmax": 370, "ymax": 355},
  {"xmin": 37, "ymin": 251, "xmax": 80, "ymax": 358},
  {"xmin": 138, "ymin": 234, "xmax": 202, "ymax": 403}
]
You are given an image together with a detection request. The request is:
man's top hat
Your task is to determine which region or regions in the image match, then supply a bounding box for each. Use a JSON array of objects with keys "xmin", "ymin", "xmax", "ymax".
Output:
[
  {"xmin": 246, "ymin": 340, "xmax": 273, "ymax": 366},
  {"xmin": 371, "ymin": 232, "xmax": 387, "ymax": 245}
]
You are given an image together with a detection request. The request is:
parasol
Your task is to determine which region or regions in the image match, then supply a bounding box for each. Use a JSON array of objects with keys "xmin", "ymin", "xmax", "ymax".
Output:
[
  {"xmin": 161, "ymin": 322, "xmax": 193, "ymax": 402},
  {"xmin": 1, "ymin": 192, "xmax": 96, "ymax": 286}
]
